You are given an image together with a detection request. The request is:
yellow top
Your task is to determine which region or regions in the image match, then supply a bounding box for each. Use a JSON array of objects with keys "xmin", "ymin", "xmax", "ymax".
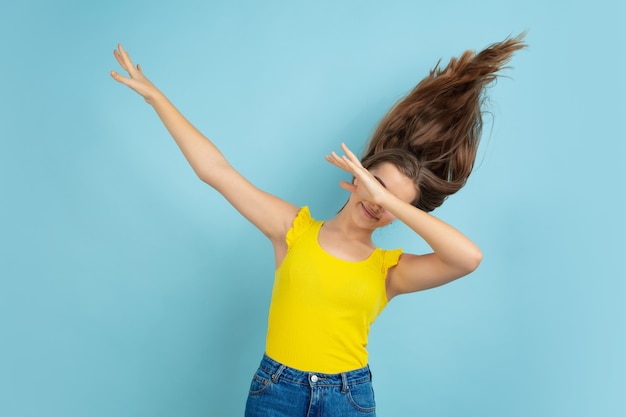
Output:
[{"xmin": 265, "ymin": 207, "xmax": 402, "ymax": 373}]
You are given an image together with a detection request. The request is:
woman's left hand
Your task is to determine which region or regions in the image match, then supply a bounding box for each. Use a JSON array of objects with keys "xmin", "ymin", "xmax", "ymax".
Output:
[{"xmin": 325, "ymin": 143, "xmax": 390, "ymax": 205}]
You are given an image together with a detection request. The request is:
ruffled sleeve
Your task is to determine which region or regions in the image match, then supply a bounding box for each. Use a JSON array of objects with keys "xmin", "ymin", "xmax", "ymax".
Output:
[
  {"xmin": 382, "ymin": 247, "xmax": 403, "ymax": 276},
  {"xmin": 285, "ymin": 206, "xmax": 315, "ymax": 249}
]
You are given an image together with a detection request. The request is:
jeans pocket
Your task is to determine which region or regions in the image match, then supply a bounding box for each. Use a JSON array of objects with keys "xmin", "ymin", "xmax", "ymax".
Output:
[
  {"xmin": 346, "ymin": 381, "xmax": 376, "ymax": 413},
  {"xmin": 248, "ymin": 369, "xmax": 271, "ymax": 396}
]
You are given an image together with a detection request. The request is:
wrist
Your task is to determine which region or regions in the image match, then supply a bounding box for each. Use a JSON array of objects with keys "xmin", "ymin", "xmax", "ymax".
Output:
[
  {"xmin": 382, "ymin": 191, "xmax": 422, "ymax": 221},
  {"xmin": 146, "ymin": 88, "xmax": 166, "ymax": 107}
]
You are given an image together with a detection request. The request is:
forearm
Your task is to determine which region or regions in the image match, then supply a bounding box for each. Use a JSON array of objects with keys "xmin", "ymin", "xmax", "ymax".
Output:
[
  {"xmin": 383, "ymin": 194, "xmax": 482, "ymax": 272},
  {"xmin": 148, "ymin": 90, "xmax": 229, "ymax": 183},
  {"xmin": 111, "ymin": 44, "xmax": 231, "ymax": 187}
]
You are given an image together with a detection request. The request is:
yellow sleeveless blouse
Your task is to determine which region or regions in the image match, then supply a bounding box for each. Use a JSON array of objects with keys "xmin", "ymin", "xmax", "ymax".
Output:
[{"xmin": 265, "ymin": 207, "xmax": 402, "ymax": 373}]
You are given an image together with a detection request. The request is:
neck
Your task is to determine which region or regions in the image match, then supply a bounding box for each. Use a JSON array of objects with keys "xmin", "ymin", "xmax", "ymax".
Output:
[{"xmin": 325, "ymin": 205, "xmax": 375, "ymax": 243}]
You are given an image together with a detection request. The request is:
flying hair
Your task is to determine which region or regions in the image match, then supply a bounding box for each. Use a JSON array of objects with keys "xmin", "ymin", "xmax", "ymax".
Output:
[{"xmin": 361, "ymin": 33, "xmax": 527, "ymax": 212}]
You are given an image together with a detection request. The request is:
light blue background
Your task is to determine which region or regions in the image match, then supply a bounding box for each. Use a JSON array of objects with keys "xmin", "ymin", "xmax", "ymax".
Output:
[{"xmin": 1, "ymin": 0, "xmax": 624, "ymax": 416}]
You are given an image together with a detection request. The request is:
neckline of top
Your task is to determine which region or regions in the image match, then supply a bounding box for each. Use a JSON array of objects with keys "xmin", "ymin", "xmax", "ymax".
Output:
[{"xmin": 315, "ymin": 221, "xmax": 379, "ymax": 264}]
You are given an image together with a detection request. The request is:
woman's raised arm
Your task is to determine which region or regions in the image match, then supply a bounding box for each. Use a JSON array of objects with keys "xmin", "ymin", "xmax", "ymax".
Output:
[{"xmin": 110, "ymin": 44, "xmax": 299, "ymax": 247}]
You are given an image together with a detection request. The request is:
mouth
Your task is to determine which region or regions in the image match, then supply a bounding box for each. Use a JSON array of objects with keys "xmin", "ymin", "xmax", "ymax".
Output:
[{"xmin": 360, "ymin": 203, "xmax": 380, "ymax": 220}]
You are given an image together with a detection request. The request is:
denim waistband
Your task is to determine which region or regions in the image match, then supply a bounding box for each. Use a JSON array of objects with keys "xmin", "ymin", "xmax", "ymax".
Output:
[{"xmin": 258, "ymin": 354, "xmax": 372, "ymax": 388}]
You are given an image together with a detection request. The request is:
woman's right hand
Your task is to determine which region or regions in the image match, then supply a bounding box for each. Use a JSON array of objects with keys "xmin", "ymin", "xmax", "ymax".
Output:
[{"xmin": 110, "ymin": 44, "xmax": 159, "ymax": 104}]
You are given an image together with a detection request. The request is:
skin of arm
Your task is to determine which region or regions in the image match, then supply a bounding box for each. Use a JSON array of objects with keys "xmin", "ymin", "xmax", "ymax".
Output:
[
  {"xmin": 110, "ymin": 44, "xmax": 299, "ymax": 258},
  {"xmin": 327, "ymin": 144, "xmax": 483, "ymax": 299},
  {"xmin": 381, "ymin": 195, "xmax": 483, "ymax": 298}
]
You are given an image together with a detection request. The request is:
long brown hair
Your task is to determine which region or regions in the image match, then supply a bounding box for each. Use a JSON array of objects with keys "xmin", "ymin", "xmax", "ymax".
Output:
[{"xmin": 362, "ymin": 33, "xmax": 526, "ymax": 212}]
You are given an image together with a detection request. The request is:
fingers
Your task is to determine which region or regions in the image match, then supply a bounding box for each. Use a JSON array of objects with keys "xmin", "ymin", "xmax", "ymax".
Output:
[
  {"xmin": 334, "ymin": 143, "xmax": 365, "ymax": 171},
  {"xmin": 118, "ymin": 44, "xmax": 133, "ymax": 69},
  {"xmin": 325, "ymin": 142, "xmax": 368, "ymax": 174},
  {"xmin": 110, "ymin": 70, "xmax": 130, "ymax": 85},
  {"xmin": 113, "ymin": 48, "xmax": 129, "ymax": 73},
  {"xmin": 325, "ymin": 151, "xmax": 353, "ymax": 173},
  {"xmin": 340, "ymin": 142, "xmax": 361, "ymax": 165},
  {"xmin": 339, "ymin": 180, "xmax": 357, "ymax": 193},
  {"xmin": 327, "ymin": 144, "xmax": 384, "ymax": 197},
  {"xmin": 111, "ymin": 43, "xmax": 148, "ymax": 88},
  {"xmin": 113, "ymin": 48, "xmax": 124, "ymax": 69},
  {"xmin": 113, "ymin": 43, "xmax": 138, "ymax": 76}
]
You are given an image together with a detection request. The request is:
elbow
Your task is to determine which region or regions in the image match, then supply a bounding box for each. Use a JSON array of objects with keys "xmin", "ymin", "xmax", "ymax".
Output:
[
  {"xmin": 457, "ymin": 247, "xmax": 482, "ymax": 276},
  {"xmin": 465, "ymin": 248, "xmax": 483, "ymax": 274},
  {"xmin": 196, "ymin": 164, "xmax": 218, "ymax": 184},
  {"xmin": 196, "ymin": 159, "xmax": 231, "ymax": 186},
  {"xmin": 196, "ymin": 169, "xmax": 211, "ymax": 184}
]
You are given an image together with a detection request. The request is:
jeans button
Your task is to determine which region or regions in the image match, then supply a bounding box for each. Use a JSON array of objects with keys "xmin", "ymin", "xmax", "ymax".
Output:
[{"xmin": 310, "ymin": 374, "xmax": 318, "ymax": 383}]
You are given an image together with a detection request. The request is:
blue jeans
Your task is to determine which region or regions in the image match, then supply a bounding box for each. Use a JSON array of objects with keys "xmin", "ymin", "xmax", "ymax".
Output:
[{"xmin": 245, "ymin": 354, "xmax": 377, "ymax": 417}]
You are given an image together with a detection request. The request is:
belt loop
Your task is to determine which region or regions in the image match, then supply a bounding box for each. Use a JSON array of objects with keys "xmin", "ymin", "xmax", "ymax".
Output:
[
  {"xmin": 340, "ymin": 372, "xmax": 349, "ymax": 393},
  {"xmin": 271, "ymin": 364, "xmax": 286, "ymax": 383}
]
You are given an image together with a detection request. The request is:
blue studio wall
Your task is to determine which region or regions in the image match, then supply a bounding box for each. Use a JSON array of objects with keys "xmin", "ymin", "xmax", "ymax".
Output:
[{"xmin": 0, "ymin": 0, "xmax": 624, "ymax": 416}]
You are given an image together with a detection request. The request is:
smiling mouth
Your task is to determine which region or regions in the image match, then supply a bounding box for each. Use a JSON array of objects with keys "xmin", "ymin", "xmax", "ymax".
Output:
[{"xmin": 361, "ymin": 203, "xmax": 380, "ymax": 220}]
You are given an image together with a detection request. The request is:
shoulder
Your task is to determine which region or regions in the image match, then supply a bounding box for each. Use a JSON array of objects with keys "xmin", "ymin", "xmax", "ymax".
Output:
[
  {"xmin": 286, "ymin": 206, "xmax": 317, "ymax": 247},
  {"xmin": 380, "ymin": 247, "xmax": 403, "ymax": 271}
]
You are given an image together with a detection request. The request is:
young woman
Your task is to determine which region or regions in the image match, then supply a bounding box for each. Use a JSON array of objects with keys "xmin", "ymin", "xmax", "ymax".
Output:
[{"xmin": 111, "ymin": 34, "xmax": 525, "ymax": 416}]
